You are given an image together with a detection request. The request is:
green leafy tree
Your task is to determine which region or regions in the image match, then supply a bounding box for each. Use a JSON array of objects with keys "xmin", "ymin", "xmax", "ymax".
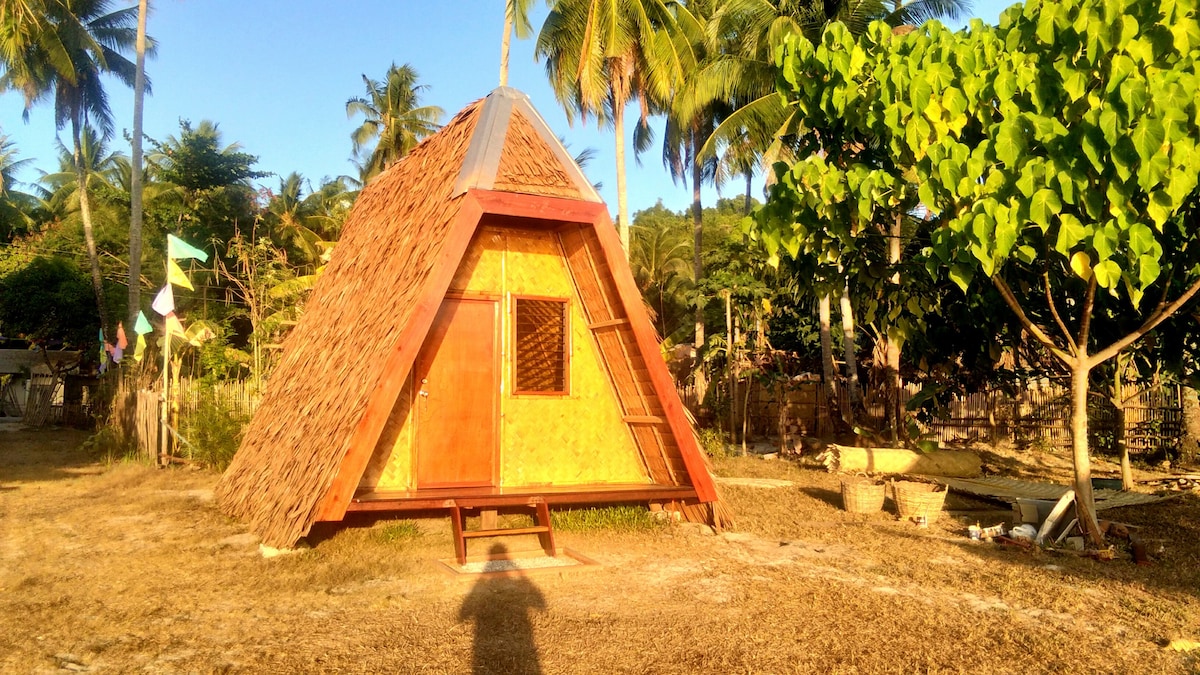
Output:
[
  {"xmin": 346, "ymin": 63, "xmax": 443, "ymax": 183},
  {"xmin": 761, "ymin": 0, "xmax": 1200, "ymax": 545},
  {"xmin": 695, "ymin": 0, "xmax": 973, "ymax": 165},
  {"xmin": 0, "ymin": 254, "xmax": 97, "ymax": 353},
  {"xmin": 148, "ymin": 119, "xmax": 266, "ymax": 252}
]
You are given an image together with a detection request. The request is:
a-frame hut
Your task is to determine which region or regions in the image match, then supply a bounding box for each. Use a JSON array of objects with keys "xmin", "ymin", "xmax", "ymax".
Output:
[{"xmin": 216, "ymin": 88, "xmax": 721, "ymax": 553}]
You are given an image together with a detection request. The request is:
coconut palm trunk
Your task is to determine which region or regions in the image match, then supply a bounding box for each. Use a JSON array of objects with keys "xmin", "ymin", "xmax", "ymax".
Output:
[
  {"xmin": 499, "ymin": 5, "xmax": 514, "ymax": 86},
  {"xmin": 72, "ymin": 117, "xmax": 109, "ymax": 339},
  {"xmin": 690, "ymin": 125, "xmax": 707, "ymax": 405},
  {"xmin": 128, "ymin": 0, "xmax": 148, "ymax": 327},
  {"xmin": 612, "ymin": 92, "xmax": 630, "ymax": 253}
]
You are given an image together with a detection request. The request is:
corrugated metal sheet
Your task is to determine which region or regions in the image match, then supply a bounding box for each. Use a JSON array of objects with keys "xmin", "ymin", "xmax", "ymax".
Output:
[{"xmin": 926, "ymin": 475, "xmax": 1176, "ymax": 510}]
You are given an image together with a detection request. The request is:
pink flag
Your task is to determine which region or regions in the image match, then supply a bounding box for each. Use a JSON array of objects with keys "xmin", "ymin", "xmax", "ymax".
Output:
[
  {"xmin": 116, "ymin": 323, "xmax": 128, "ymax": 350},
  {"xmin": 152, "ymin": 285, "xmax": 175, "ymax": 316}
]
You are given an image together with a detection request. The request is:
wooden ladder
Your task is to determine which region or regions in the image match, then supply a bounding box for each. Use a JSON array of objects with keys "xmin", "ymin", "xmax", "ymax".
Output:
[{"xmin": 450, "ymin": 499, "xmax": 556, "ymax": 566}]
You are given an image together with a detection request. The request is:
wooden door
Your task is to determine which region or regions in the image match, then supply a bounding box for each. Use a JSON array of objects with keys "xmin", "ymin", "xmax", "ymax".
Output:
[{"xmin": 414, "ymin": 297, "xmax": 498, "ymax": 488}]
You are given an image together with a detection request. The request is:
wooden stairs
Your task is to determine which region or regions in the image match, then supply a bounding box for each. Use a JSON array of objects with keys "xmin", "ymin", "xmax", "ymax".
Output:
[{"xmin": 450, "ymin": 499, "xmax": 556, "ymax": 565}]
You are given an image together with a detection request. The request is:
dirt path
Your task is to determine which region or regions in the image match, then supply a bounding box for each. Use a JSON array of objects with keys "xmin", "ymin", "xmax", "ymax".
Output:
[{"xmin": 2, "ymin": 430, "xmax": 1198, "ymax": 673}]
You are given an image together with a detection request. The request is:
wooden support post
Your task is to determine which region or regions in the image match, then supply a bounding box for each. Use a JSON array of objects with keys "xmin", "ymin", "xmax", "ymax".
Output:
[
  {"xmin": 480, "ymin": 509, "xmax": 498, "ymax": 531},
  {"xmin": 450, "ymin": 505, "xmax": 466, "ymax": 565},
  {"xmin": 535, "ymin": 501, "xmax": 556, "ymax": 558}
]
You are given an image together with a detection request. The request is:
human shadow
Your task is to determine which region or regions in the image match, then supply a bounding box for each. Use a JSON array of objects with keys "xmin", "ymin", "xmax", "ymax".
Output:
[{"xmin": 457, "ymin": 543, "xmax": 548, "ymax": 675}]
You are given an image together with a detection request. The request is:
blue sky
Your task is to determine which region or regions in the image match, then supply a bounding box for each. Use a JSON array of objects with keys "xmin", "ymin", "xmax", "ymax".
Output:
[{"xmin": 1, "ymin": 0, "xmax": 1019, "ymax": 217}]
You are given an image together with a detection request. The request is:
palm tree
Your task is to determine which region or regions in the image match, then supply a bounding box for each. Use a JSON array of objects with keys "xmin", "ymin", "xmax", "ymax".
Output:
[
  {"xmin": 128, "ymin": 0, "xmax": 149, "ymax": 329},
  {"xmin": 536, "ymin": 0, "xmax": 698, "ymax": 254},
  {"xmin": 0, "ymin": 134, "xmax": 40, "ymax": 242},
  {"xmin": 263, "ymin": 172, "xmax": 356, "ymax": 271},
  {"xmin": 629, "ymin": 215, "xmax": 692, "ymax": 339},
  {"xmin": 346, "ymin": 63, "xmax": 443, "ymax": 183},
  {"xmin": 0, "ymin": 0, "xmax": 80, "ymax": 109},
  {"xmin": 2, "ymin": 0, "xmax": 140, "ymax": 340},
  {"xmin": 499, "ymin": 0, "xmax": 536, "ymax": 86},
  {"xmin": 38, "ymin": 127, "xmax": 125, "ymax": 222},
  {"xmin": 661, "ymin": 0, "xmax": 724, "ymax": 399}
]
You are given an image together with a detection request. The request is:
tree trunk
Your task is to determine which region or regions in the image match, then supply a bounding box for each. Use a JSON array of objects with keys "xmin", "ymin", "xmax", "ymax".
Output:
[
  {"xmin": 725, "ymin": 290, "xmax": 735, "ymax": 445},
  {"xmin": 819, "ymin": 292, "xmax": 838, "ymax": 431},
  {"xmin": 691, "ymin": 127, "xmax": 707, "ymax": 408},
  {"xmin": 887, "ymin": 213, "xmax": 902, "ymax": 443},
  {"xmin": 1070, "ymin": 361, "xmax": 1105, "ymax": 547},
  {"xmin": 613, "ymin": 98, "xmax": 630, "ymax": 255},
  {"xmin": 128, "ymin": 0, "xmax": 149, "ymax": 328},
  {"xmin": 1182, "ymin": 385, "xmax": 1200, "ymax": 463},
  {"xmin": 1111, "ymin": 354, "xmax": 1133, "ymax": 490},
  {"xmin": 819, "ymin": 293, "xmax": 835, "ymax": 386},
  {"xmin": 839, "ymin": 280, "xmax": 861, "ymax": 416},
  {"xmin": 498, "ymin": 3, "xmax": 514, "ymax": 86},
  {"xmin": 744, "ymin": 169, "xmax": 752, "ymax": 215},
  {"xmin": 73, "ymin": 119, "xmax": 110, "ymax": 343}
]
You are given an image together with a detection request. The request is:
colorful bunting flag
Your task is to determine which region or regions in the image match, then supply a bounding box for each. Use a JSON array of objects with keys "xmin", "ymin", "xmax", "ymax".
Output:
[
  {"xmin": 152, "ymin": 285, "xmax": 175, "ymax": 316},
  {"xmin": 167, "ymin": 234, "xmax": 209, "ymax": 263},
  {"xmin": 165, "ymin": 312, "xmax": 186, "ymax": 336},
  {"xmin": 167, "ymin": 259, "xmax": 194, "ymax": 291},
  {"xmin": 116, "ymin": 322, "xmax": 128, "ymax": 350},
  {"xmin": 134, "ymin": 311, "xmax": 153, "ymax": 335},
  {"xmin": 112, "ymin": 345, "xmax": 123, "ymax": 363},
  {"xmin": 133, "ymin": 334, "xmax": 147, "ymax": 362}
]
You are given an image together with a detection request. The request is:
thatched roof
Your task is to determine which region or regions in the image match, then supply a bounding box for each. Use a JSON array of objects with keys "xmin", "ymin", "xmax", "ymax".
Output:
[{"xmin": 216, "ymin": 88, "xmax": 715, "ymax": 548}]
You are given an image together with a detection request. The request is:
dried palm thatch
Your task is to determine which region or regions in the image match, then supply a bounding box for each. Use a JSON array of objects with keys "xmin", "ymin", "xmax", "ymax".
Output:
[{"xmin": 215, "ymin": 102, "xmax": 484, "ymax": 547}]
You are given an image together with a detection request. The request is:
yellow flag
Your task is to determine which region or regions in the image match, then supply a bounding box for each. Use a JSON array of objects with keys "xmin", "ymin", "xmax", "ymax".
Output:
[
  {"xmin": 167, "ymin": 259, "xmax": 194, "ymax": 291},
  {"xmin": 133, "ymin": 334, "xmax": 147, "ymax": 362},
  {"xmin": 165, "ymin": 312, "xmax": 186, "ymax": 336}
]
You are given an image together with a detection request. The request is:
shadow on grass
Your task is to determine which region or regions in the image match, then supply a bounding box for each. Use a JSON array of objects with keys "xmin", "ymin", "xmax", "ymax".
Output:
[
  {"xmin": 799, "ymin": 486, "xmax": 844, "ymax": 510},
  {"xmin": 458, "ymin": 543, "xmax": 547, "ymax": 675},
  {"xmin": 0, "ymin": 428, "xmax": 102, "ymax": 483}
]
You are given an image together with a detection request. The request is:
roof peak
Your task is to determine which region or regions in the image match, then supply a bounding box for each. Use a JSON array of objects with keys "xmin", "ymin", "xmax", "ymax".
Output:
[{"xmin": 452, "ymin": 88, "xmax": 602, "ymax": 203}]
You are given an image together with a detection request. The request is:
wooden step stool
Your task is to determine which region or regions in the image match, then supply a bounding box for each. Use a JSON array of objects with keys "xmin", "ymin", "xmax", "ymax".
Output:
[{"xmin": 449, "ymin": 499, "xmax": 556, "ymax": 566}]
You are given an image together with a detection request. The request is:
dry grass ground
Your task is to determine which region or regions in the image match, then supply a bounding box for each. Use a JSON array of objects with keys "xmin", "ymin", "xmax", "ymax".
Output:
[{"xmin": 2, "ymin": 426, "xmax": 1199, "ymax": 674}]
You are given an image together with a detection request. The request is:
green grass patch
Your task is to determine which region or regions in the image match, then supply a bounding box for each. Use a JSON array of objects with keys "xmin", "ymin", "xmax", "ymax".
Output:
[
  {"xmin": 371, "ymin": 520, "xmax": 422, "ymax": 544},
  {"xmin": 550, "ymin": 505, "xmax": 667, "ymax": 533}
]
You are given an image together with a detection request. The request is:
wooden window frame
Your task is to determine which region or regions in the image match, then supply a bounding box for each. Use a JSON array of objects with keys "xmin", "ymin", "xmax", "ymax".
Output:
[{"xmin": 511, "ymin": 295, "xmax": 571, "ymax": 396}]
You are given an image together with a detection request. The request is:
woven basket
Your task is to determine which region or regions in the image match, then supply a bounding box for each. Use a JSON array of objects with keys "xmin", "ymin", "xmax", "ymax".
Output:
[
  {"xmin": 841, "ymin": 478, "xmax": 886, "ymax": 514},
  {"xmin": 892, "ymin": 481, "xmax": 948, "ymax": 523}
]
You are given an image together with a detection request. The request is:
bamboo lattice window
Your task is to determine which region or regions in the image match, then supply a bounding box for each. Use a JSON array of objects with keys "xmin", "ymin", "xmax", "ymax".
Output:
[{"xmin": 513, "ymin": 297, "xmax": 569, "ymax": 394}]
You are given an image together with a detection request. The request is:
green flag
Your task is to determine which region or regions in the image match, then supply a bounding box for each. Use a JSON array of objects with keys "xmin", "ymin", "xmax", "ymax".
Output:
[{"xmin": 167, "ymin": 234, "xmax": 209, "ymax": 263}]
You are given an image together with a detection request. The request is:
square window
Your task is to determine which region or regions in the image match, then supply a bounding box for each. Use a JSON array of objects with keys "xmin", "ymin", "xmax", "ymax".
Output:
[{"xmin": 513, "ymin": 298, "xmax": 568, "ymax": 394}]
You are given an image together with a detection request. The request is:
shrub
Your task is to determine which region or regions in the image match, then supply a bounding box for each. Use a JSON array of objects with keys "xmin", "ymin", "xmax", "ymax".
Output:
[
  {"xmin": 697, "ymin": 427, "xmax": 731, "ymax": 458},
  {"xmin": 179, "ymin": 389, "xmax": 249, "ymax": 471}
]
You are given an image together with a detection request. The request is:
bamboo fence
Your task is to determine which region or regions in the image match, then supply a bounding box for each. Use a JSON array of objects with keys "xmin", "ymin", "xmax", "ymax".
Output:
[
  {"xmin": 110, "ymin": 376, "xmax": 262, "ymax": 463},
  {"xmin": 698, "ymin": 375, "xmax": 1184, "ymax": 457}
]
